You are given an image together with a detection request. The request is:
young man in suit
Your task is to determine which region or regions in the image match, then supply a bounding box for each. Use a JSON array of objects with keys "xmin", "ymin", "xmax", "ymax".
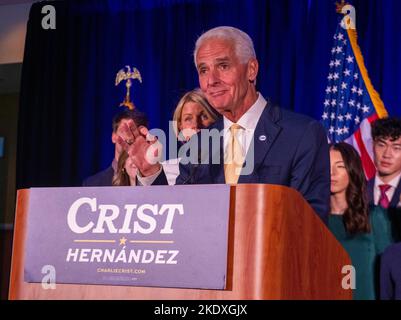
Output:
[
  {"xmin": 82, "ymin": 109, "xmax": 148, "ymax": 186},
  {"xmin": 368, "ymin": 117, "xmax": 401, "ymax": 240},
  {"xmin": 369, "ymin": 118, "xmax": 401, "ymax": 207},
  {"xmin": 116, "ymin": 26, "xmax": 330, "ymax": 223}
]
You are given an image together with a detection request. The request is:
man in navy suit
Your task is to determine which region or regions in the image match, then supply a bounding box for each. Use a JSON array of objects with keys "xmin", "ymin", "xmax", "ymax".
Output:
[
  {"xmin": 380, "ymin": 242, "xmax": 401, "ymax": 300},
  {"xmin": 368, "ymin": 117, "xmax": 401, "ymax": 240},
  {"xmin": 83, "ymin": 109, "xmax": 148, "ymax": 186},
  {"xmin": 117, "ymin": 26, "xmax": 330, "ymax": 223}
]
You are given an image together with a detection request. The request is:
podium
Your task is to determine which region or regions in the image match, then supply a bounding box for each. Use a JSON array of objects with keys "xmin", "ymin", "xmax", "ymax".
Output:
[{"xmin": 9, "ymin": 184, "xmax": 352, "ymax": 300}]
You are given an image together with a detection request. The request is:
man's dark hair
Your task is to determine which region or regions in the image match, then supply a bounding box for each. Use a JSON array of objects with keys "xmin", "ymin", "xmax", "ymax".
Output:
[
  {"xmin": 371, "ymin": 117, "xmax": 401, "ymax": 141},
  {"xmin": 112, "ymin": 109, "xmax": 149, "ymax": 132}
]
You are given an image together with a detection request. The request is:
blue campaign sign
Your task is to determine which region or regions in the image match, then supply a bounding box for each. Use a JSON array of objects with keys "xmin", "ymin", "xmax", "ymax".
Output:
[{"xmin": 24, "ymin": 185, "xmax": 231, "ymax": 290}]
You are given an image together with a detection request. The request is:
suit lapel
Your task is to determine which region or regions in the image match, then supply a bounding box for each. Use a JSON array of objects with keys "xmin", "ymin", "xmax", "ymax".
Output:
[
  {"xmin": 239, "ymin": 102, "xmax": 282, "ymax": 183},
  {"xmin": 369, "ymin": 176, "xmax": 401, "ymax": 208},
  {"xmin": 390, "ymin": 179, "xmax": 401, "ymax": 208}
]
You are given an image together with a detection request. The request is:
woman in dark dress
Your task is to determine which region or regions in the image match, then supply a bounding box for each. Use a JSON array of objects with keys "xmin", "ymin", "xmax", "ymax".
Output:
[{"xmin": 329, "ymin": 142, "xmax": 394, "ymax": 299}]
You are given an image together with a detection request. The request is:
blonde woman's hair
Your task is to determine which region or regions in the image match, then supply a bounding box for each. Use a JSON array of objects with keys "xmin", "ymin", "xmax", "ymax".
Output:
[
  {"xmin": 172, "ymin": 89, "xmax": 219, "ymax": 135},
  {"xmin": 112, "ymin": 151, "xmax": 130, "ymax": 186}
]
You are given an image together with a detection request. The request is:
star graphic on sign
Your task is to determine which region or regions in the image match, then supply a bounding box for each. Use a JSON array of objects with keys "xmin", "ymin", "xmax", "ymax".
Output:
[
  {"xmin": 343, "ymin": 69, "xmax": 351, "ymax": 76},
  {"xmin": 119, "ymin": 237, "xmax": 127, "ymax": 246},
  {"xmin": 337, "ymin": 33, "xmax": 344, "ymax": 40}
]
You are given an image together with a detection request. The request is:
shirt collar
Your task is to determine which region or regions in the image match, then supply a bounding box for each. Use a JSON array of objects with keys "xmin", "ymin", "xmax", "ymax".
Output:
[
  {"xmin": 375, "ymin": 172, "xmax": 401, "ymax": 189},
  {"xmin": 223, "ymin": 93, "xmax": 267, "ymax": 131}
]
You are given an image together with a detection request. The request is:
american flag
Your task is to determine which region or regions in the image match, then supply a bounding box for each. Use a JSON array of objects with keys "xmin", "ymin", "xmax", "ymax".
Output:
[{"xmin": 321, "ymin": 13, "xmax": 388, "ymax": 180}]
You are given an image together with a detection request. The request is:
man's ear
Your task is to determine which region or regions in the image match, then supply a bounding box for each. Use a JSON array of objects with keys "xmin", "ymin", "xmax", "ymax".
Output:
[
  {"xmin": 111, "ymin": 132, "xmax": 117, "ymax": 144},
  {"xmin": 247, "ymin": 58, "xmax": 259, "ymax": 84}
]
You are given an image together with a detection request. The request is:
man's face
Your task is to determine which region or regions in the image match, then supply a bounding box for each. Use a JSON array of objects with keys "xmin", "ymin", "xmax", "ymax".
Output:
[
  {"xmin": 373, "ymin": 136, "xmax": 401, "ymax": 180},
  {"xmin": 112, "ymin": 118, "xmax": 134, "ymax": 157},
  {"xmin": 195, "ymin": 38, "xmax": 258, "ymax": 118}
]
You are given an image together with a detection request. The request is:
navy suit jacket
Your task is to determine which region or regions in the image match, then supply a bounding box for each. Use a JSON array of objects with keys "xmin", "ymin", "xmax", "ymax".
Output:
[
  {"xmin": 367, "ymin": 177, "xmax": 401, "ymax": 208},
  {"xmin": 367, "ymin": 178, "xmax": 401, "ymax": 241},
  {"xmin": 82, "ymin": 166, "xmax": 114, "ymax": 186},
  {"xmin": 380, "ymin": 242, "xmax": 401, "ymax": 300},
  {"xmin": 155, "ymin": 101, "xmax": 330, "ymax": 223}
]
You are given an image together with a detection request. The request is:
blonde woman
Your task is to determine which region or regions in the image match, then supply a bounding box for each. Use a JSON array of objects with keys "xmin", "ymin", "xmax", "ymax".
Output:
[
  {"xmin": 172, "ymin": 88, "xmax": 219, "ymax": 141},
  {"xmin": 163, "ymin": 89, "xmax": 220, "ymax": 185}
]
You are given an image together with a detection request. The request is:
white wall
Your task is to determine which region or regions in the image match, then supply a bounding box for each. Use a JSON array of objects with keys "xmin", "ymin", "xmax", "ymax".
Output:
[{"xmin": 0, "ymin": 2, "xmax": 33, "ymax": 64}]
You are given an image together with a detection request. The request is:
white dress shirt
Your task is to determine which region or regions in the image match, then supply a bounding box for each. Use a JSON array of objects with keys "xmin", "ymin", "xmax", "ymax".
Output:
[
  {"xmin": 161, "ymin": 158, "xmax": 181, "ymax": 185},
  {"xmin": 374, "ymin": 173, "xmax": 401, "ymax": 206},
  {"xmin": 223, "ymin": 93, "xmax": 267, "ymax": 160},
  {"xmin": 137, "ymin": 93, "xmax": 267, "ymax": 186}
]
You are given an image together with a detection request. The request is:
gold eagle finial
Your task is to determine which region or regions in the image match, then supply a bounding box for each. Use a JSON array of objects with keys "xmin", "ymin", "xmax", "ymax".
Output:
[
  {"xmin": 115, "ymin": 66, "xmax": 142, "ymax": 110},
  {"xmin": 336, "ymin": 0, "xmax": 348, "ymax": 13}
]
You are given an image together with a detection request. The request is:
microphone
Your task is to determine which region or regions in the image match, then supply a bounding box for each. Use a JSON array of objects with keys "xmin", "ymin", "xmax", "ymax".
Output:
[{"xmin": 182, "ymin": 151, "xmax": 202, "ymax": 185}]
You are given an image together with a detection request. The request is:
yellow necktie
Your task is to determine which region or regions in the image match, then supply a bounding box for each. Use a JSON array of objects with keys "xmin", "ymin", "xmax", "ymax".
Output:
[{"xmin": 224, "ymin": 124, "xmax": 244, "ymax": 185}]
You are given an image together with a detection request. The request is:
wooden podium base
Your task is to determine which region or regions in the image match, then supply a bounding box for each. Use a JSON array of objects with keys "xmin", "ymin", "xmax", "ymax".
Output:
[{"xmin": 9, "ymin": 185, "xmax": 352, "ymax": 300}]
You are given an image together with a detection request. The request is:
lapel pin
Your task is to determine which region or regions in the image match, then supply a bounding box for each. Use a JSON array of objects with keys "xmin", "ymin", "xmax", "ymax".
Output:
[{"xmin": 259, "ymin": 135, "xmax": 267, "ymax": 142}]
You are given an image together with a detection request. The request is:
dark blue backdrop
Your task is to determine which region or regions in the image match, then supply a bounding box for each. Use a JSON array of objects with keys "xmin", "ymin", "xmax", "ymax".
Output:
[{"xmin": 17, "ymin": 0, "xmax": 401, "ymax": 188}]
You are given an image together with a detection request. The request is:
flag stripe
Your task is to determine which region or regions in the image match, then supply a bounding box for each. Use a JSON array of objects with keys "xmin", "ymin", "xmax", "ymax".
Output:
[
  {"xmin": 344, "ymin": 134, "xmax": 361, "ymax": 154},
  {"xmin": 360, "ymin": 118, "xmax": 374, "ymax": 160},
  {"xmin": 354, "ymin": 128, "xmax": 376, "ymax": 179},
  {"xmin": 321, "ymin": 16, "xmax": 388, "ymax": 179}
]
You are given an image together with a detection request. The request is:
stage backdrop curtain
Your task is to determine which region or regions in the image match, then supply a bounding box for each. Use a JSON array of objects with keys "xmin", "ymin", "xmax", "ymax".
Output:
[{"xmin": 17, "ymin": 0, "xmax": 401, "ymax": 188}]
